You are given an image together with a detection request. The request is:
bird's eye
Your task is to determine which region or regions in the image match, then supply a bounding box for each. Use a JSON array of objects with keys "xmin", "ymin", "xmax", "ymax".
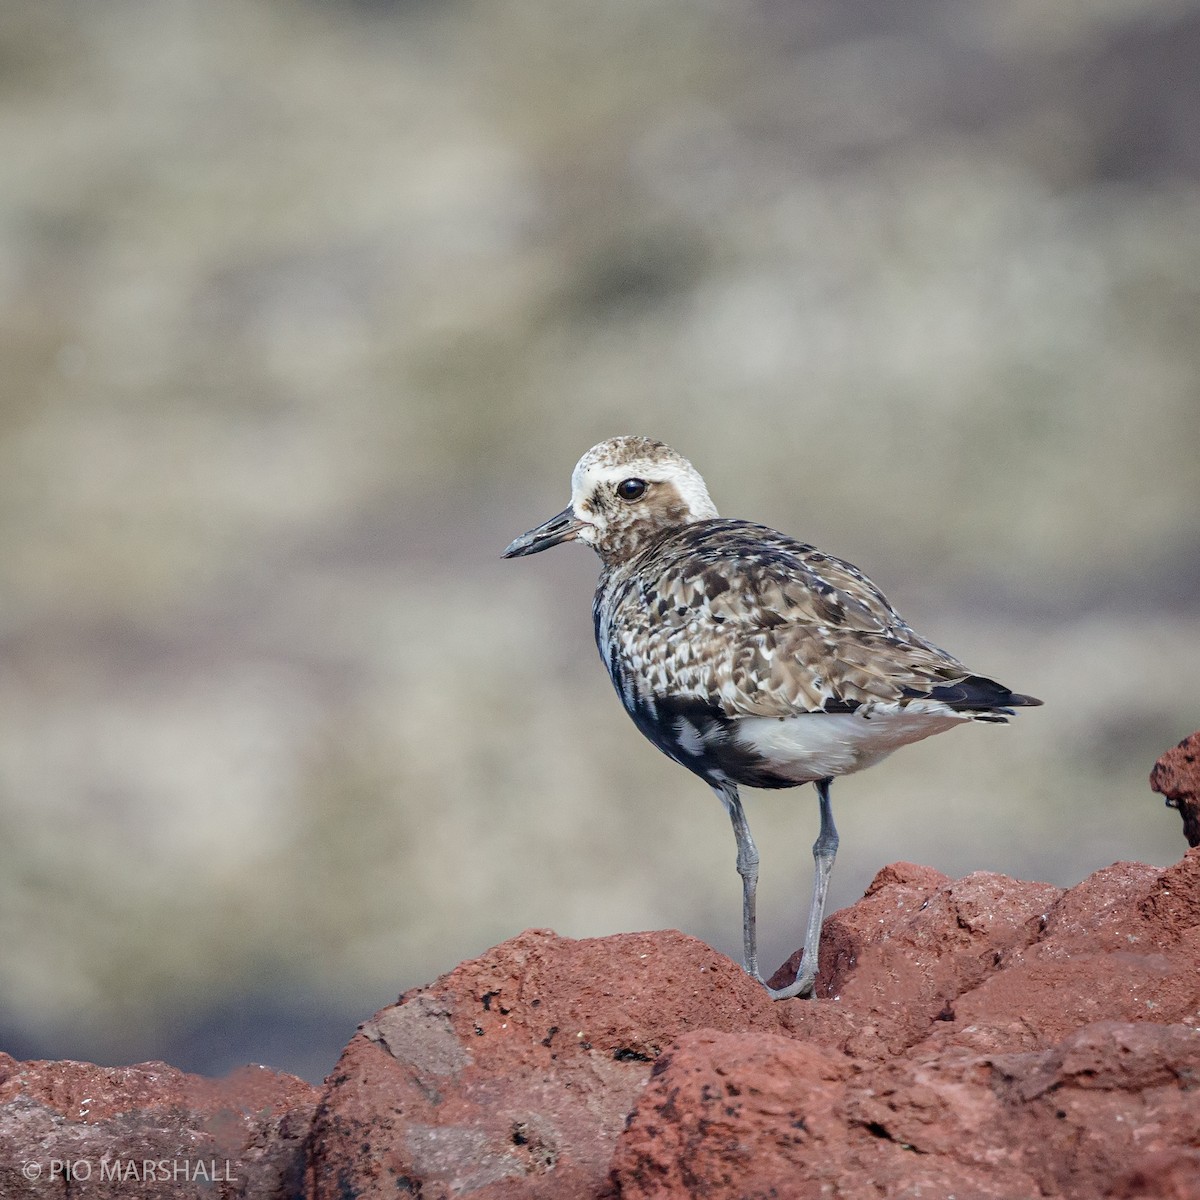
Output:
[{"xmin": 616, "ymin": 478, "xmax": 648, "ymax": 501}]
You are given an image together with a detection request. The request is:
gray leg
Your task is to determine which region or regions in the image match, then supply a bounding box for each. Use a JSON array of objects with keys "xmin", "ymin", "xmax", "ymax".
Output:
[
  {"xmin": 713, "ymin": 782, "xmax": 762, "ymax": 982},
  {"xmin": 769, "ymin": 777, "xmax": 838, "ymax": 1001}
]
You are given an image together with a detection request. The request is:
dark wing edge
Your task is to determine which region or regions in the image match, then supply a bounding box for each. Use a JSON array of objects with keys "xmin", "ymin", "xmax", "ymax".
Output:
[{"xmin": 904, "ymin": 674, "xmax": 1043, "ymax": 723}]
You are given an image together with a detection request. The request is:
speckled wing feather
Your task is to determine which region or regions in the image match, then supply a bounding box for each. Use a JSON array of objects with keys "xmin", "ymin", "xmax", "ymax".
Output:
[{"xmin": 596, "ymin": 520, "xmax": 980, "ymax": 720}]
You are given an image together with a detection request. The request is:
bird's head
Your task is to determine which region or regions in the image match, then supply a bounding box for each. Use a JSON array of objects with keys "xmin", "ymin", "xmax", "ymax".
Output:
[{"xmin": 503, "ymin": 435, "xmax": 719, "ymax": 564}]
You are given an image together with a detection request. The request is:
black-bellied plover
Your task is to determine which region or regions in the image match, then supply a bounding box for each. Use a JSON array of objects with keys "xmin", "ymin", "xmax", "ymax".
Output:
[{"xmin": 504, "ymin": 436, "xmax": 1041, "ymax": 1000}]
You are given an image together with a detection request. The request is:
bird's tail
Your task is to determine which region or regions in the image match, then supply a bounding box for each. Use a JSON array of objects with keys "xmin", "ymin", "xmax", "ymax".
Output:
[{"xmin": 908, "ymin": 674, "xmax": 1043, "ymax": 722}]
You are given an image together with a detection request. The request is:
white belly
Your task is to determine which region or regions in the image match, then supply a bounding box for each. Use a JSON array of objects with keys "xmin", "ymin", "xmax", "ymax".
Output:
[{"xmin": 732, "ymin": 704, "xmax": 970, "ymax": 783}]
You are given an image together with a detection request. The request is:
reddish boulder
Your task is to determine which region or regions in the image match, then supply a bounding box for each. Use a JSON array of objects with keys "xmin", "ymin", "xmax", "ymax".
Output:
[
  {"xmin": 612, "ymin": 1019, "xmax": 1200, "ymax": 1200},
  {"xmin": 610, "ymin": 851, "xmax": 1200, "ymax": 1199},
  {"xmin": 948, "ymin": 855, "xmax": 1200, "ymax": 1051},
  {"xmin": 607, "ymin": 1030, "xmax": 864, "ymax": 1200},
  {"xmin": 1152, "ymin": 730, "xmax": 1200, "ymax": 847},
  {"xmin": 306, "ymin": 852, "xmax": 1200, "ymax": 1200},
  {"xmin": 0, "ymin": 1055, "xmax": 317, "ymax": 1199},
  {"xmin": 304, "ymin": 928, "xmax": 781, "ymax": 1200},
  {"xmin": 779, "ymin": 861, "xmax": 1064, "ymax": 1054},
  {"xmin": 8, "ymin": 760, "xmax": 1199, "ymax": 1200}
]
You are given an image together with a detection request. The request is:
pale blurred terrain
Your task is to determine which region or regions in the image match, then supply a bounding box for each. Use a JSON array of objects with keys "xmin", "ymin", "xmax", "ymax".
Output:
[{"xmin": 1, "ymin": 0, "xmax": 1198, "ymax": 1082}]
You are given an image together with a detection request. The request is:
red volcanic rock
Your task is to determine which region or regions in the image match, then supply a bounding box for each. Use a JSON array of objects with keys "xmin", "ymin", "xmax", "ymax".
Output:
[
  {"xmin": 610, "ymin": 852, "xmax": 1200, "ymax": 1200},
  {"xmin": 949, "ymin": 855, "xmax": 1200, "ymax": 1051},
  {"xmin": 6, "ymin": 840, "xmax": 1198, "ymax": 1196},
  {"xmin": 612, "ymin": 1020, "xmax": 1200, "ymax": 1200},
  {"xmin": 779, "ymin": 861, "xmax": 1065, "ymax": 1054},
  {"xmin": 308, "ymin": 853, "xmax": 1200, "ymax": 1200},
  {"xmin": 0, "ymin": 1055, "xmax": 317, "ymax": 1199},
  {"xmin": 608, "ymin": 1030, "xmax": 860, "ymax": 1199},
  {"xmin": 304, "ymin": 928, "xmax": 781, "ymax": 1200},
  {"xmin": 1152, "ymin": 730, "xmax": 1200, "ymax": 847}
]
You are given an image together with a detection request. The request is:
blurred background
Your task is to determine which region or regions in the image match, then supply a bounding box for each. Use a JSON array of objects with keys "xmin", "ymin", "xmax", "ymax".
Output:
[{"xmin": 1, "ymin": 0, "xmax": 1198, "ymax": 1084}]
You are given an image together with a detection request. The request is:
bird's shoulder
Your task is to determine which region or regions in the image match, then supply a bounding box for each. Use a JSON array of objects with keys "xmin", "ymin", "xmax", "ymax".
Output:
[
  {"xmin": 604, "ymin": 519, "xmax": 902, "ymax": 634},
  {"xmin": 596, "ymin": 519, "xmax": 970, "ymax": 718}
]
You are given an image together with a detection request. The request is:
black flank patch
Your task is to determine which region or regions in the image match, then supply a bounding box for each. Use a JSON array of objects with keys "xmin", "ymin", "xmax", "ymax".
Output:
[{"xmin": 622, "ymin": 692, "xmax": 801, "ymax": 790}]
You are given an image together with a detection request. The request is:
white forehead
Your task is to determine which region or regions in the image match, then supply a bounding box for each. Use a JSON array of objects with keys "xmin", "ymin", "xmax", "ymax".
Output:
[{"xmin": 569, "ymin": 436, "xmax": 718, "ymax": 517}]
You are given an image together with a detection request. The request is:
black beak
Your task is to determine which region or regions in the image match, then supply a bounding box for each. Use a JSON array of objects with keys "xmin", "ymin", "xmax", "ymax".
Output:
[{"xmin": 503, "ymin": 507, "xmax": 586, "ymax": 558}]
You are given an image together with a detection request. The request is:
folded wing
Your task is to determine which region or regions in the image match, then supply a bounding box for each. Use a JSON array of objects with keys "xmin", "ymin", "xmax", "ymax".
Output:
[{"xmin": 607, "ymin": 521, "xmax": 1041, "ymax": 721}]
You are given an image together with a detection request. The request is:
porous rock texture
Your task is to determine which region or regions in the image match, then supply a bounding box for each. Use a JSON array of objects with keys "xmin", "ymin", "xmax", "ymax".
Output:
[
  {"xmin": 304, "ymin": 929, "xmax": 780, "ymax": 1200},
  {"xmin": 4, "ymin": 745, "xmax": 1199, "ymax": 1200},
  {"xmin": 0, "ymin": 1054, "xmax": 317, "ymax": 1199},
  {"xmin": 307, "ymin": 849, "xmax": 1200, "ymax": 1200},
  {"xmin": 1152, "ymin": 730, "xmax": 1200, "ymax": 847}
]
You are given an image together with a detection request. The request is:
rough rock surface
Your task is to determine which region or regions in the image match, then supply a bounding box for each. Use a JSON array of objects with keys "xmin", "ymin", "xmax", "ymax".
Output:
[
  {"xmin": 0, "ymin": 1055, "xmax": 317, "ymax": 1199},
  {"xmin": 1152, "ymin": 731, "xmax": 1200, "ymax": 847},
  {"xmin": 303, "ymin": 929, "xmax": 779, "ymax": 1199},
  {"xmin": 2, "ymin": 846, "xmax": 1197, "ymax": 1198},
  {"xmin": 308, "ymin": 851, "xmax": 1200, "ymax": 1200},
  {"xmin": 613, "ymin": 1020, "xmax": 1200, "ymax": 1200},
  {"xmin": 615, "ymin": 855, "xmax": 1200, "ymax": 1199}
]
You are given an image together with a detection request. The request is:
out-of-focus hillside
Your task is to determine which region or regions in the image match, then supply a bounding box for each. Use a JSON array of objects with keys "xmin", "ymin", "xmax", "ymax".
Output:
[{"xmin": 0, "ymin": 0, "xmax": 1197, "ymax": 1082}]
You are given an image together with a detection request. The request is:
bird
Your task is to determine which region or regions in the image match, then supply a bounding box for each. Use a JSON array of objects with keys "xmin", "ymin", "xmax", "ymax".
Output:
[{"xmin": 503, "ymin": 435, "xmax": 1041, "ymax": 1000}]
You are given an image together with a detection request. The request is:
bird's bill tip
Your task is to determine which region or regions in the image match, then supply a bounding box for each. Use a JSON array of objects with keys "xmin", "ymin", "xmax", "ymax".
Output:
[{"xmin": 502, "ymin": 507, "xmax": 585, "ymax": 558}]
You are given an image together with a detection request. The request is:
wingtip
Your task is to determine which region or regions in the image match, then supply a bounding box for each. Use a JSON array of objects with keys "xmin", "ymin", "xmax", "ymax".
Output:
[{"xmin": 914, "ymin": 676, "xmax": 1043, "ymax": 713}]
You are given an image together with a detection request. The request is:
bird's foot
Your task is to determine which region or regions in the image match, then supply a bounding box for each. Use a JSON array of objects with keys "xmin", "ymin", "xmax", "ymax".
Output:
[
  {"xmin": 764, "ymin": 970, "xmax": 816, "ymax": 1001},
  {"xmin": 755, "ymin": 955, "xmax": 818, "ymax": 1001}
]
